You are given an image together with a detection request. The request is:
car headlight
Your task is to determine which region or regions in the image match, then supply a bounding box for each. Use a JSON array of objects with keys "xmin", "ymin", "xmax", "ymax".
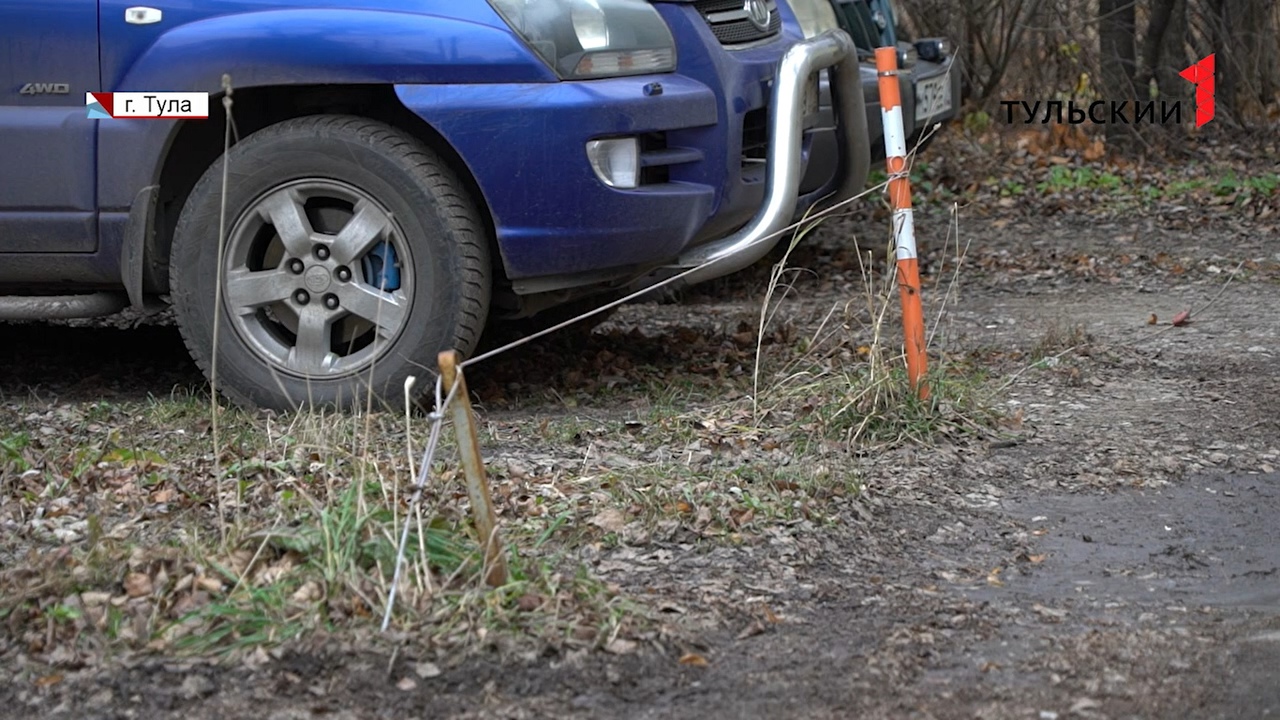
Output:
[
  {"xmin": 786, "ymin": 0, "xmax": 840, "ymax": 39},
  {"xmin": 488, "ymin": 0, "xmax": 677, "ymax": 79}
]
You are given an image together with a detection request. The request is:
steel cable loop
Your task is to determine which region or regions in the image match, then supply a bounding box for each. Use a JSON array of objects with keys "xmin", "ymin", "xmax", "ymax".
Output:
[
  {"xmin": 209, "ymin": 75, "xmax": 937, "ymax": 629},
  {"xmin": 382, "ymin": 368, "xmax": 468, "ymax": 630},
  {"xmin": 382, "ymin": 153, "xmax": 928, "ymax": 628},
  {"xmin": 387, "ymin": 182, "xmax": 898, "ymax": 621},
  {"xmin": 367, "ymin": 74, "xmax": 941, "ymax": 629}
]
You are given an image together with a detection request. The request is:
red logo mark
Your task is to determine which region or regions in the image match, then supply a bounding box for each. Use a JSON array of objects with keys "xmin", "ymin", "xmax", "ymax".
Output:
[{"xmin": 1179, "ymin": 54, "xmax": 1215, "ymax": 127}]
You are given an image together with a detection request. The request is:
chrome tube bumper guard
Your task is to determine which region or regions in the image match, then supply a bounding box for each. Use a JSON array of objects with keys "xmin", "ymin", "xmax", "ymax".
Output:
[{"xmin": 668, "ymin": 29, "xmax": 869, "ymax": 285}]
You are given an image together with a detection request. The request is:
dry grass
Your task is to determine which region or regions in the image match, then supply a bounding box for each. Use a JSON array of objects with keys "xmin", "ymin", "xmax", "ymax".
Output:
[
  {"xmin": 0, "ymin": 193, "xmax": 1006, "ymax": 666},
  {"xmin": 0, "ymin": 402, "xmax": 648, "ymax": 661}
]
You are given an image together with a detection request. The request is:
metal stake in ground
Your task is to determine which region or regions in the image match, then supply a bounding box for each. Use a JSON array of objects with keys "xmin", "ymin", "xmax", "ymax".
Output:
[
  {"xmin": 874, "ymin": 46, "xmax": 929, "ymax": 400},
  {"xmin": 438, "ymin": 351, "xmax": 509, "ymax": 587}
]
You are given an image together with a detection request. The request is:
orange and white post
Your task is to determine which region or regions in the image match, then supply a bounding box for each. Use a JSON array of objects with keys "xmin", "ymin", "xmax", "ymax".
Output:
[{"xmin": 874, "ymin": 47, "xmax": 929, "ymax": 400}]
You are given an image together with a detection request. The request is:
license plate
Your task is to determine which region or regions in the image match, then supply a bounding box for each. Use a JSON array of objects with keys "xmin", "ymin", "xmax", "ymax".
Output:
[{"xmin": 914, "ymin": 74, "xmax": 952, "ymax": 123}]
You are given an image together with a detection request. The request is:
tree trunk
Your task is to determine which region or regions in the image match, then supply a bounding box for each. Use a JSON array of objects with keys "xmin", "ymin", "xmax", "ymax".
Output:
[
  {"xmin": 1141, "ymin": 0, "xmax": 1189, "ymax": 142},
  {"xmin": 1225, "ymin": 0, "xmax": 1276, "ymax": 124},
  {"xmin": 1099, "ymin": 0, "xmax": 1138, "ymax": 152},
  {"xmin": 1154, "ymin": 0, "xmax": 1189, "ymax": 103},
  {"xmin": 1140, "ymin": 0, "xmax": 1177, "ymax": 89}
]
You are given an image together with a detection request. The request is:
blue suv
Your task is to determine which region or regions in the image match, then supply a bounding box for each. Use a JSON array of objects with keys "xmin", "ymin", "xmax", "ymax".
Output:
[{"xmin": 0, "ymin": 0, "xmax": 880, "ymax": 410}]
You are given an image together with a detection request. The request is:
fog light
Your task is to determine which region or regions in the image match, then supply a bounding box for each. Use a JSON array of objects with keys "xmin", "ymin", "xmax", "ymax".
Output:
[
  {"xmin": 915, "ymin": 38, "xmax": 952, "ymax": 62},
  {"xmin": 586, "ymin": 138, "xmax": 639, "ymax": 189}
]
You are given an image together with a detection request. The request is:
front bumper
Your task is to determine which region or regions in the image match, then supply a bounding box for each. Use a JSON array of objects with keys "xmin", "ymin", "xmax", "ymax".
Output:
[
  {"xmin": 395, "ymin": 74, "xmax": 721, "ymax": 288},
  {"xmin": 664, "ymin": 28, "xmax": 866, "ymax": 285},
  {"xmin": 395, "ymin": 12, "xmax": 868, "ymax": 296}
]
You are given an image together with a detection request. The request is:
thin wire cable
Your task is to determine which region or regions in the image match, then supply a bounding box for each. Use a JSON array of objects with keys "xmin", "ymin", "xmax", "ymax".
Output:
[
  {"xmin": 385, "ymin": 183, "xmax": 888, "ymax": 629},
  {"xmin": 211, "ymin": 76, "xmax": 234, "ymax": 547},
  {"xmin": 389, "ymin": 100, "xmax": 935, "ymax": 624},
  {"xmin": 460, "ymin": 178, "xmax": 890, "ymax": 369},
  {"xmin": 382, "ymin": 370, "xmax": 464, "ymax": 630}
]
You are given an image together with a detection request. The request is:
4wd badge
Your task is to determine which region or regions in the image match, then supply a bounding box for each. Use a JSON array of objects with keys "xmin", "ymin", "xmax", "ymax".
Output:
[{"xmin": 19, "ymin": 82, "xmax": 70, "ymax": 95}]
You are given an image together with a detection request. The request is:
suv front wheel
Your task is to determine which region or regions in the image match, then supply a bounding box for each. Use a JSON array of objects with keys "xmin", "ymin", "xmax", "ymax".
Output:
[{"xmin": 169, "ymin": 115, "xmax": 491, "ymax": 412}]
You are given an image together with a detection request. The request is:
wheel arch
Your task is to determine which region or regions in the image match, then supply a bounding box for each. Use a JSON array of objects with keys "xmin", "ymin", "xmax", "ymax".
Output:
[{"xmin": 134, "ymin": 84, "xmax": 504, "ymax": 301}]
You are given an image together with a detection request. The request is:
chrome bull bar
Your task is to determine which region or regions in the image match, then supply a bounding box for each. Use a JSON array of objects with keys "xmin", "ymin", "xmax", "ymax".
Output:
[{"xmin": 667, "ymin": 28, "xmax": 868, "ymax": 285}]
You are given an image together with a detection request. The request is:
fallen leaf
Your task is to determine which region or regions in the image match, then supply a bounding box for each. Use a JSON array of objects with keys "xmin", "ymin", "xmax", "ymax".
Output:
[
  {"xmin": 589, "ymin": 508, "xmax": 627, "ymax": 534},
  {"xmin": 196, "ymin": 576, "xmax": 223, "ymax": 594},
  {"xmin": 605, "ymin": 638, "xmax": 637, "ymax": 655},
  {"xmin": 1070, "ymin": 697, "xmax": 1101, "ymax": 713},
  {"xmin": 1032, "ymin": 603, "xmax": 1067, "ymax": 621},
  {"xmin": 1171, "ymin": 309, "xmax": 1191, "ymax": 326},
  {"xmin": 123, "ymin": 572, "xmax": 152, "ymax": 598},
  {"xmin": 290, "ymin": 581, "xmax": 322, "ymax": 604},
  {"xmin": 414, "ymin": 662, "xmax": 442, "ymax": 679},
  {"xmin": 986, "ymin": 567, "xmax": 1004, "ymax": 586},
  {"xmin": 34, "ymin": 674, "xmax": 63, "ymax": 687},
  {"xmin": 179, "ymin": 675, "xmax": 215, "ymax": 699},
  {"xmin": 396, "ymin": 677, "xmax": 416, "ymax": 691},
  {"xmin": 679, "ymin": 653, "xmax": 709, "ymax": 667},
  {"xmin": 1028, "ymin": 554, "xmax": 1047, "ymax": 564}
]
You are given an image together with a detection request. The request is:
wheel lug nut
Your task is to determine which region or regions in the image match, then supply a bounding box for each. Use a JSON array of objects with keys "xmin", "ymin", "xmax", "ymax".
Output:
[
  {"xmin": 314, "ymin": 245, "xmax": 330, "ymax": 260},
  {"xmin": 323, "ymin": 294, "xmax": 339, "ymax": 310},
  {"xmin": 288, "ymin": 258, "xmax": 305, "ymax": 274},
  {"xmin": 336, "ymin": 266, "xmax": 352, "ymax": 282},
  {"xmin": 293, "ymin": 289, "xmax": 310, "ymax": 305}
]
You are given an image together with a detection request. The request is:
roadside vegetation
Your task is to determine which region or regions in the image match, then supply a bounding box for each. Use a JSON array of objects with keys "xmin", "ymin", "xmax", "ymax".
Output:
[
  {"xmin": 5, "ymin": 35, "xmax": 1279, "ymax": 674},
  {"xmin": 1, "ymin": 180, "xmax": 1012, "ymax": 668},
  {"xmin": 5, "ymin": 117, "xmax": 1279, "ymax": 695},
  {"xmin": 5, "ymin": 110, "xmax": 1279, "ymax": 669}
]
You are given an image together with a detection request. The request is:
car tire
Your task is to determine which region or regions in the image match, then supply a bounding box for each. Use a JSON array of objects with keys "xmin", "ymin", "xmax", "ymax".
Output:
[{"xmin": 169, "ymin": 114, "xmax": 491, "ymax": 412}]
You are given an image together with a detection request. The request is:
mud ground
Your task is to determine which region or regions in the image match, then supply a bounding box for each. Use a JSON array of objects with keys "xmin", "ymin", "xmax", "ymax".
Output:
[{"xmin": 2, "ymin": 197, "xmax": 1278, "ymax": 718}]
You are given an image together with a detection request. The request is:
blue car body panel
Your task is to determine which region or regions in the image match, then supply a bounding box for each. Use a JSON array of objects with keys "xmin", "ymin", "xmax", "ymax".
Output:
[
  {"xmin": 96, "ymin": 2, "xmax": 554, "ymax": 93},
  {"xmin": 95, "ymin": 2, "xmax": 557, "ymax": 213},
  {"xmin": 396, "ymin": 75, "xmax": 719, "ymax": 281},
  {"xmin": 0, "ymin": 0, "xmax": 100, "ymax": 253},
  {"xmin": 402, "ymin": 4, "xmax": 810, "ymax": 281}
]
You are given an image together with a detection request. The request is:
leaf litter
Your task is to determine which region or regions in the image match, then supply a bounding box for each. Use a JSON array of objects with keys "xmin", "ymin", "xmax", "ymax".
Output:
[{"xmin": 2, "ymin": 132, "xmax": 1279, "ymax": 717}]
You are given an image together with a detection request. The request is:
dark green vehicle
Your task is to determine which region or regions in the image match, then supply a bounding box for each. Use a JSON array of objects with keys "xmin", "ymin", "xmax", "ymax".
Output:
[
  {"xmin": 797, "ymin": 0, "xmax": 960, "ymax": 192},
  {"xmin": 839, "ymin": 0, "xmax": 961, "ymax": 157}
]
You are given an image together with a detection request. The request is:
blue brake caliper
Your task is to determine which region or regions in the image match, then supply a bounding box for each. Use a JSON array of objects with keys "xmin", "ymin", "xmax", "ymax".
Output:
[{"xmin": 362, "ymin": 241, "xmax": 401, "ymax": 292}]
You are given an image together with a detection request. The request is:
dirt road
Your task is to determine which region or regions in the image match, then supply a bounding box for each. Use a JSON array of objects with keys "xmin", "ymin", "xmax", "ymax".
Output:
[{"xmin": 2, "ymin": 189, "xmax": 1278, "ymax": 718}]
